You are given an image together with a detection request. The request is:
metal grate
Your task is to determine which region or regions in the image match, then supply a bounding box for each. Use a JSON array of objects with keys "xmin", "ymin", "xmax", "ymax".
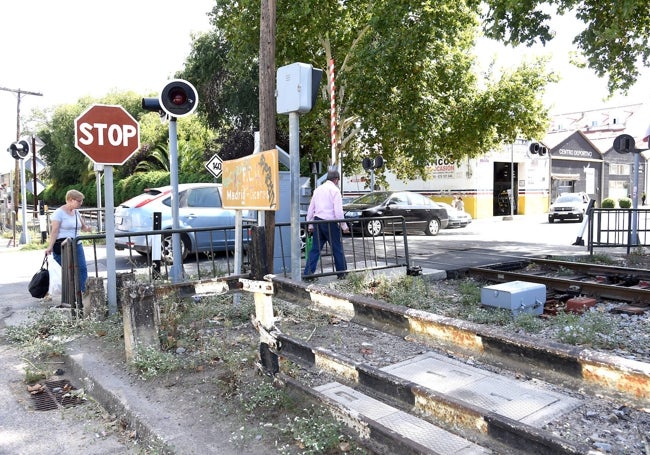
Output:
[{"xmin": 28, "ymin": 379, "xmax": 83, "ymax": 411}]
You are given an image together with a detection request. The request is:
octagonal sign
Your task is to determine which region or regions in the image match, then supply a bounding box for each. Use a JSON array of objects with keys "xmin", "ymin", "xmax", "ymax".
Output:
[{"xmin": 75, "ymin": 104, "xmax": 140, "ymax": 165}]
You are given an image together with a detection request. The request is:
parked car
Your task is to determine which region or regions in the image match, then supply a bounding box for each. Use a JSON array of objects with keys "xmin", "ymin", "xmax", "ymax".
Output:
[
  {"xmin": 115, "ymin": 183, "xmax": 255, "ymax": 261},
  {"xmin": 437, "ymin": 202, "xmax": 472, "ymax": 228},
  {"xmin": 343, "ymin": 191, "xmax": 449, "ymax": 236},
  {"xmin": 548, "ymin": 192, "xmax": 591, "ymax": 223}
]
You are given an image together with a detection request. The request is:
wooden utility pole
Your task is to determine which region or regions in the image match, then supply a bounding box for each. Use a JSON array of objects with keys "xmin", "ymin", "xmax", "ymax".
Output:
[
  {"xmin": 0, "ymin": 86, "xmax": 43, "ymax": 218},
  {"xmin": 259, "ymin": 0, "xmax": 277, "ymax": 273}
]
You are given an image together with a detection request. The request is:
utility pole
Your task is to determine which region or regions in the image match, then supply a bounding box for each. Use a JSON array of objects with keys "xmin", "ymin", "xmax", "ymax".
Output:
[
  {"xmin": 0, "ymin": 86, "xmax": 43, "ymax": 222},
  {"xmin": 258, "ymin": 0, "xmax": 277, "ymax": 273}
]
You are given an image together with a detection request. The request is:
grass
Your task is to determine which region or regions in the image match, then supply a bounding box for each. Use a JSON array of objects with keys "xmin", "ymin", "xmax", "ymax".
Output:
[
  {"xmin": 3, "ymin": 290, "xmax": 366, "ymax": 454},
  {"xmin": 335, "ymin": 270, "xmax": 642, "ymax": 350}
]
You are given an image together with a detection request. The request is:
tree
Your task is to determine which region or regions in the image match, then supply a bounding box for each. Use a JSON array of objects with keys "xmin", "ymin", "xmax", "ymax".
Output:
[
  {"xmin": 193, "ymin": 0, "xmax": 553, "ymax": 181},
  {"xmin": 480, "ymin": 0, "xmax": 650, "ymax": 93},
  {"xmin": 35, "ymin": 90, "xmax": 214, "ymax": 202}
]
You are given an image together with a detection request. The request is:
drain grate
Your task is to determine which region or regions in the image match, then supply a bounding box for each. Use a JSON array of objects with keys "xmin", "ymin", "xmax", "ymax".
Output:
[{"xmin": 28, "ymin": 379, "xmax": 83, "ymax": 411}]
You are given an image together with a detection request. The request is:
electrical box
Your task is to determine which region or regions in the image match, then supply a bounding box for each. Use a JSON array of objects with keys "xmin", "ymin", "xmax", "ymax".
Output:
[
  {"xmin": 481, "ymin": 281, "xmax": 546, "ymax": 316},
  {"xmin": 276, "ymin": 63, "xmax": 322, "ymax": 114}
]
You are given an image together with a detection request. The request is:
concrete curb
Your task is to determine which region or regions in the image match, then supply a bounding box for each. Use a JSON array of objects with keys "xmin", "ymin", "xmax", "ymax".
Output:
[
  {"xmin": 275, "ymin": 333, "xmax": 586, "ymax": 455},
  {"xmin": 269, "ymin": 275, "xmax": 650, "ymax": 404},
  {"xmin": 63, "ymin": 340, "xmax": 244, "ymax": 455},
  {"xmin": 64, "ymin": 342, "xmax": 177, "ymax": 454}
]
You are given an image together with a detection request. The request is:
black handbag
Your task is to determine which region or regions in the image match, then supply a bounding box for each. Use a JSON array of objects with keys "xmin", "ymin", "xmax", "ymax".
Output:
[{"xmin": 28, "ymin": 257, "xmax": 50, "ymax": 299}]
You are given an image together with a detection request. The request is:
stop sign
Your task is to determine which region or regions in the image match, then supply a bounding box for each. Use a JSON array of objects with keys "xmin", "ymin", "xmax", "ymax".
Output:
[{"xmin": 74, "ymin": 104, "xmax": 140, "ymax": 165}]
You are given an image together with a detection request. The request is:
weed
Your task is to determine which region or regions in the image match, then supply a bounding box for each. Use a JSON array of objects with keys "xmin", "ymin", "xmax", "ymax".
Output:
[
  {"xmin": 456, "ymin": 279, "xmax": 481, "ymax": 305},
  {"xmin": 512, "ymin": 312, "xmax": 545, "ymax": 333},
  {"xmin": 131, "ymin": 345, "xmax": 182, "ymax": 380},
  {"xmin": 552, "ymin": 310, "xmax": 614, "ymax": 346},
  {"xmin": 464, "ymin": 306, "xmax": 513, "ymax": 325},
  {"xmin": 240, "ymin": 380, "xmax": 292, "ymax": 413},
  {"xmin": 278, "ymin": 404, "xmax": 358, "ymax": 455},
  {"xmin": 5, "ymin": 309, "xmax": 75, "ymax": 359}
]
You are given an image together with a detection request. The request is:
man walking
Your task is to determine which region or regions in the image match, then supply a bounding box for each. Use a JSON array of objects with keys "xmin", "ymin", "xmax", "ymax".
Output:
[{"xmin": 303, "ymin": 169, "xmax": 349, "ymax": 280}]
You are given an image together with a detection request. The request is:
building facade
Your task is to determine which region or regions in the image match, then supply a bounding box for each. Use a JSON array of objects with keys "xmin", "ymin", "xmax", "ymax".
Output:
[{"xmin": 343, "ymin": 104, "xmax": 649, "ymax": 218}]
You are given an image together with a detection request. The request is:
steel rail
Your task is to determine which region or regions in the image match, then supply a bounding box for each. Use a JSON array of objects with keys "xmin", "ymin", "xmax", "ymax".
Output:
[
  {"xmin": 468, "ymin": 266, "xmax": 650, "ymax": 304},
  {"xmin": 528, "ymin": 257, "xmax": 650, "ymax": 281}
]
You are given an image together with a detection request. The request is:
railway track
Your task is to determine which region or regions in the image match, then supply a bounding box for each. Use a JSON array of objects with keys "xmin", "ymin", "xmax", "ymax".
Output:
[
  {"xmin": 468, "ymin": 258, "xmax": 650, "ymax": 307},
  {"xmin": 243, "ymin": 276, "xmax": 650, "ymax": 455}
]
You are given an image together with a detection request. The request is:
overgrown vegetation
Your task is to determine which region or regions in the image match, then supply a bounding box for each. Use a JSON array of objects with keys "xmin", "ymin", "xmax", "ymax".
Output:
[
  {"xmin": 336, "ymin": 270, "xmax": 633, "ymax": 351},
  {"xmin": 3, "ymin": 292, "xmax": 366, "ymax": 454}
]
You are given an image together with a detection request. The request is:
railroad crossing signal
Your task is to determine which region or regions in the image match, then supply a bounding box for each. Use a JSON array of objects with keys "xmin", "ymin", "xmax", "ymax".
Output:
[{"xmin": 205, "ymin": 154, "xmax": 223, "ymax": 179}]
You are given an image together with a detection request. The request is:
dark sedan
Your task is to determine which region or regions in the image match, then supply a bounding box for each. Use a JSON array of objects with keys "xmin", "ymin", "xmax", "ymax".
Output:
[{"xmin": 343, "ymin": 191, "xmax": 449, "ymax": 236}]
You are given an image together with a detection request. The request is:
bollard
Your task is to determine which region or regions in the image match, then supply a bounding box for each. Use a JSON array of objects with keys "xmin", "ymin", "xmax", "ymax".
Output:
[
  {"xmin": 83, "ymin": 276, "xmax": 106, "ymax": 320},
  {"xmin": 116, "ymin": 272, "xmax": 136, "ymax": 313},
  {"xmin": 122, "ymin": 282, "xmax": 160, "ymax": 363},
  {"xmin": 240, "ymin": 278, "xmax": 278, "ymax": 375}
]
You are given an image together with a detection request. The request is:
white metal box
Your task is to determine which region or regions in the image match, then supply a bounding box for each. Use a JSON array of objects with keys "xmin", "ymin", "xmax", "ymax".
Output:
[
  {"xmin": 480, "ymin": 281, "xmax": 546, "ymax": 316},
  {"xmin": 277, "ymin": 62, "xmax": 314, "ymax": 114}
]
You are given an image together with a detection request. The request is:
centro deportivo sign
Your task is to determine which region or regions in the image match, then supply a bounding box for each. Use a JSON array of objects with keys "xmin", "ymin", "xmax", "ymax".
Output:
[{"xmin": 557, "ymin": 148, "xmax": 595, "ymax": 158}]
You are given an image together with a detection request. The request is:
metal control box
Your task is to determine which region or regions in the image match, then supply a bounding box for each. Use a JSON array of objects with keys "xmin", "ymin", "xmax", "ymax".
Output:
[{"xmin": 481, "ymin": 281, "xmax": 546, "ymax": 316}]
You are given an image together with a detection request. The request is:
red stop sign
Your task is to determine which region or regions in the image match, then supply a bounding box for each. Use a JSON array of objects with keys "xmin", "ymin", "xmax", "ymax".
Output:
[{"xmin": 74, "ymin": 104, "xmax": 140, "ymax": 165}]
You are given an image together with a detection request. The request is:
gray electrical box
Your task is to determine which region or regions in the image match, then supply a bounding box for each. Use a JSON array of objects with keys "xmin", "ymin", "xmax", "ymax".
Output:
[
  {"xmin": 481, "ymin": 281, "xmax": 546, "ymax": 316},
  {"xmin": 276, "ymin": 63, "xmax": 322, "ymax": 114}
]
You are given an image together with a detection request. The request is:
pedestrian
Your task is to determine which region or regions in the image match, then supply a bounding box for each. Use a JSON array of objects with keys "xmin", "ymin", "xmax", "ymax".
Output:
[
  {"xmin": 45, "ymin": 189, "xmax": 93, "ymax": 294},
  {"xmin": 643, "ymin": 193, "xmax": 647, "ymax": 206},
  {"xmin": 451, "ymin": 196, "xmax": 458, "ymax": 209},
  {"xmin": 303, "ymin": 169, "xmax": 349, "ymax": 280},
  {"xmin": 456, "ymin": 196, "xmax": 464, "ymax": 212}
]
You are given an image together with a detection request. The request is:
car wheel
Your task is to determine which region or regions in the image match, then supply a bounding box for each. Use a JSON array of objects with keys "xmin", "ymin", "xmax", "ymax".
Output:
[
  {"xmin": 364, "ymin": 219, "xmax": 383, "ymax": 237},
  {"xmin": 549, "ymin": 218, "xmax": 555, "ymax": 223},
  {"xmin": 425, "ymin": 218, "xmax": 440, "ymax": 236},
  {"xmin": 161, "ymin": 233, "xmax": 189, "ymax": 263}
]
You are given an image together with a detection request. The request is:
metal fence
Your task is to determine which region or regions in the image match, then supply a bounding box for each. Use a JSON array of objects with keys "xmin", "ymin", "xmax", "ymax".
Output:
[
  {"xmin": 67, "ymin": 216, "xmax": 413, "ymax": 290},
  {"xmin": 588, "ymin": 208, "xmax": 650, "ymax": 254}
]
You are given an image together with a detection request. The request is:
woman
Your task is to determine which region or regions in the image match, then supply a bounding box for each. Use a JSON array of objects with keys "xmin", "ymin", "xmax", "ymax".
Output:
[{"xmin": 45, "ymin": 189, "xmax": 92, "ymax": 293}]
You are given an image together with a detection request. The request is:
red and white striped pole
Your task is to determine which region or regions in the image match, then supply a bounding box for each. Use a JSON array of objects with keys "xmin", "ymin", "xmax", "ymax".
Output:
[{"xmin": 329, "ymin": 58, "xmax": 337, "ymax": 165}]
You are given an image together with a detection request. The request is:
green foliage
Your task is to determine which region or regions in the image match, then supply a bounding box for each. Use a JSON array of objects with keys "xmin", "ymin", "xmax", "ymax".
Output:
[
  {"xmin": 188, "ymin": 0, "xmax": 552, "ymax": 179},
  {"xmin": 4, "ymin": 309, "xmax": 73, "ymax": 359},
  {"xmin": 618, "ymin": 197, "xmax": 632, "ymax": 208},
  {"xmin": 32, "ymin": 89, "xmax": 215, "ymax": 203},
  {"xmin": 131, "ymin": 346, "xmax": 182, "ymax": 380},
  {"xmin": 480, "ymin": 0, "xmax": 650, "ymax": 94},
  {"xmin": 279, "ymin": 404, "xmax": 347, "ymax": 455},
  {"xmin": 552, "ymin": 310, "xmax": 614, "ymax": 346},
  {"xmin": 601, "ymin": 198, "xmax": 616, "ymax": 208}
]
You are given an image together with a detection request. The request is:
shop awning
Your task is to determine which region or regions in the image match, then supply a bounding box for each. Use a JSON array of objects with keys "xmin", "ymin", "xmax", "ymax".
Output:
[{"xmin": 551, "ymin": 173, "xmax": 580, "ymax": 180}]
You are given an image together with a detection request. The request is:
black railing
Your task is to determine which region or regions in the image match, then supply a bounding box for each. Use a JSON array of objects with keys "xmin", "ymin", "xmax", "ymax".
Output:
[
  {"xmin": 588, "ymin": 208, "xmax": 650, "ymax": 254},
  {"xmin": 275, "ymin": 215, "xmax": 412, "ymax": 280},
  {"xmin": 67, "ymin": 216, "xmax": 412, "ymax": 290}
]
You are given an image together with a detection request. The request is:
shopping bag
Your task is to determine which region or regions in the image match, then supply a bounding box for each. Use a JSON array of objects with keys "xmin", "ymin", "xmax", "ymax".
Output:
[
  {"xmin": 304, "ymin": 234, "xmax": 313, "ymax": 261},
  {"xmin": 28, "ymin": 257, "xmax": 50, "ymax": 299},
  {"xmin": 48, "ymin": 258, "xmax": 62, "ymax": 296}
]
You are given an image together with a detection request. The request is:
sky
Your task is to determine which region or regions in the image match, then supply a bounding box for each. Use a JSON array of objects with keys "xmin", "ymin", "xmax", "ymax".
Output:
[
  {"xmin": 0, "ymin": 0, "xmax": 215, "ymax": 173},
  {"xmin": 1, "ymin": 2, "xmax": 649, "ymax": 174}
]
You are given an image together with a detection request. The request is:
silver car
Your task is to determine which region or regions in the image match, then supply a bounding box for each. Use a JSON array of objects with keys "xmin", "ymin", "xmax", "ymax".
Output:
[
  {"xmin": 115, "ymin": 183, "xmax": 254, "ymax": 261},
  {"xmin": 548, "ymin": 193, "xmax": 591, "ymax": 223}
]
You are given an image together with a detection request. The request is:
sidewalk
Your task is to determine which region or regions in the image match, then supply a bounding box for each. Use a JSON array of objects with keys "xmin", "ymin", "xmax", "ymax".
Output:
[{"xmin": 0, "ymin": 249, "xmax": 143, "ymax": 454}]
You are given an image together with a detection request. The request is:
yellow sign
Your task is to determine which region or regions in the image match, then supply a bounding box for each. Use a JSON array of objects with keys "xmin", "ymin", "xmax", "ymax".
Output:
[{"xmin": 222, "ymin": 149, "xmax": 280, "ymax": 210}]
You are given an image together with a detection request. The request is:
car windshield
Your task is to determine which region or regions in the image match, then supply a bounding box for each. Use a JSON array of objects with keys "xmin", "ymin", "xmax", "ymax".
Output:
[
  {"xmin": 555, "ymin": 195, "xmax": 581, "ymax": 204},
  {"xmin": 348, "ymin": 192, "xmax": 391, "ymax": 205}
]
